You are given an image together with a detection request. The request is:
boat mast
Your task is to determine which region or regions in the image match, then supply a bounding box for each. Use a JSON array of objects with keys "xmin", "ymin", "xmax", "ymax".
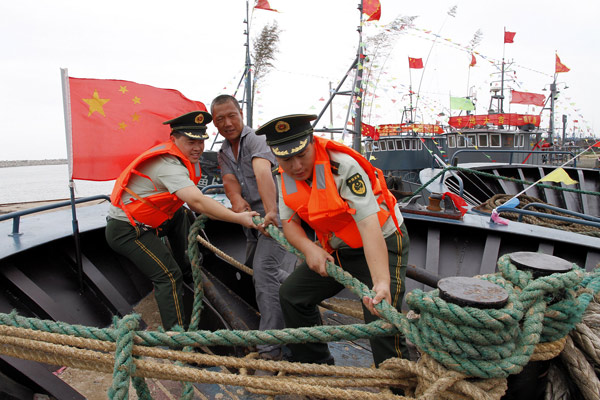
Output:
[
  {"xmin": 549, "ymin": 78, "xmax": 557, "ymax": 142},
  {"xmin": 499, "ymin": 58, "xmax": 505, "ymax": 113},
  {"xmin": 312, "ymin": 1, "xmax": 364, "ymax": 151},
  {"xmin": 352, "ymin": 0, "xmax": 365, "ymax": 152},
  {"xmin": 244, "ymin": 0, "xmax": 253, "ymax": 127}
]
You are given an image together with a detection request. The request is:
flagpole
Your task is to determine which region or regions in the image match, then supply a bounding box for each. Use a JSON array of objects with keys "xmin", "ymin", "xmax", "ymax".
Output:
[
  {"xmin": 500, "ymin": 28, "xmax": 506, "ymax": 114},
  {"xmin": 60, "ymin": 68, "xmax": 84, "ymax": 292},
  {"xmin": 244, "ymin": 0, "xmax": 253, "ymax": 127},
  {"xmin": 408, "ymin": 66, "xmax": 413, "ymax": 122},
  {"xmin": 352, "ymin": 0, "xmax": 364, "ymax": 152}
]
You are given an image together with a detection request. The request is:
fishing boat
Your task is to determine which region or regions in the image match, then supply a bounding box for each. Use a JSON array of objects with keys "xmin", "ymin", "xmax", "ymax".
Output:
[
  {"xmin": 1, "ymin": 3, "xmax": 599, "ymax": 400},
  {"xmin": 2, "ymin": 186, "xmax": 600, "ymax": 398}
]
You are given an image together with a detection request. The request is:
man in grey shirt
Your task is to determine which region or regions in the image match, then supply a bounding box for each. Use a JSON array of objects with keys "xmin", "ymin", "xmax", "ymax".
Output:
[{"xmin": 212, "ymin": 95, "xmax": 294, "ymax": 362}]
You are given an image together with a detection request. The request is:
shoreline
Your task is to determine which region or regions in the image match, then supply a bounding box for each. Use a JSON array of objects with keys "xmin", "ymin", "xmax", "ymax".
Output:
[
  {"xmin": 0, "ymin": 159, "xmax": 67, "ymax": 168},
  {"xmin": 0, "ymin": 198, "xmax": 108, "ymax": 215}
]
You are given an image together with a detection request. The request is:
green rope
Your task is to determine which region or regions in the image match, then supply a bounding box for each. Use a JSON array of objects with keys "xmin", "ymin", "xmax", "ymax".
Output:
[
  {"xmin": 187, "ymin": 216, "xmax": 206, "ymax": 325},
  {"xmin": 177, "ymin": 215, "xmax": 210, "ymax": 400},
  {"xmin": 108, "ymin": 314, "xmax": 148, "ymax": 400},
  {"xmin": 0, "ymin": 213, "xmax": 599, "ymax": 386}
]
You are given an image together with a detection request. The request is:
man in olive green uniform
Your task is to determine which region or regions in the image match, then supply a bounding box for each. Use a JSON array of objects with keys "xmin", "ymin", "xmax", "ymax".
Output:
[{"xmin": 256, "ymin": 114, "xmax": 410, "ymax": 367}]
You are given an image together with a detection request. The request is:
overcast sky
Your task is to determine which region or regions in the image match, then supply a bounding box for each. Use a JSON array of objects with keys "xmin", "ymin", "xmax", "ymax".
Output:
[{"xmin": 1, "ymin": 0, "xmax": 598, "ymax": 161}]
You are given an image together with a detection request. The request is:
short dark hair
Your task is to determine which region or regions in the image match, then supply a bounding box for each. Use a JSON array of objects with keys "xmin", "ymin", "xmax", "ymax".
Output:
[
  {"xmin": 210, "ymin": 95, "xmax": 241, "ymax": 113},
  {"xmin": 170, "ymin": 131, "xmax": 185, "ymax": 139}
]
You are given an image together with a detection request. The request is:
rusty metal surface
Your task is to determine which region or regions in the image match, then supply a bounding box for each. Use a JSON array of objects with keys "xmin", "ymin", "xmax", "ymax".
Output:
[{"xmin": 438, "ymin": 276, "xmax": 509, "ymax": 309}]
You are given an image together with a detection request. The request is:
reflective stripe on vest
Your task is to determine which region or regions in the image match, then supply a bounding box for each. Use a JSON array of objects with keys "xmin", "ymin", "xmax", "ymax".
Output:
[{"xmin": 280, "ymin": 136, "xmax": 398, "ymax": 252}]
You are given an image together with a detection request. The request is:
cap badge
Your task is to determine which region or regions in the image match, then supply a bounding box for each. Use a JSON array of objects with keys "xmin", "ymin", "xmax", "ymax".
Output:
[
  {"xmin": 194, "ymin": 114, "xmax": 205, "ymax": 124},
  {"xmin": 275, "ymin": 120, "xmax": 290, "ymax": 133}
]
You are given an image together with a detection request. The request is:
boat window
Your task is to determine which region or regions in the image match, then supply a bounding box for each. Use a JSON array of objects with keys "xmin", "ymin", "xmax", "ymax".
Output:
[
  {"xmin": 490, "ymin": 134, "xmax": 501, "ymax": 147},
  {"xmin": 404, "ymin": 139, "xmax": 412, "ymax": 150},
  {"xmin": 503, "ymin": 135, "xmax": 514, "ymax": 147},
  {"xmin": 417, "ymin": 139, "xmax": 423, "ymax": 150},
  {"xmin": 518, "ymin": 134, "xmax": 524, "ymax": 147},
  {"xmin": 379, "ymin": 141, "xmax": 387, "ymax": 151},
  {"xmin": 466, "ymin": 134, "xmax": 477, "ymax": 148},
  {"xmin": 365, "ymin": 141, "xmax": 372, "ymax": 152},
  {"xmin": 372, "ymin": 141, "xmax": 380, "ymax": 151},
  {"xmin": 478, "ymin": 133, "xmax": 488, "ymax": 147},
  {"xmin": 395, "ymin": 139, "xmax": 404, "ymax": 150},
  {"xmin": 457, "ymin": 135, "xmax": 466, "ymax": 147},
  {"xmin": 387, "ymin": 140, "xmax": 395, "ymax": 150},
  {"xmin": 447, "ymin": 135, "xmax": 456, "ymax": 148}
]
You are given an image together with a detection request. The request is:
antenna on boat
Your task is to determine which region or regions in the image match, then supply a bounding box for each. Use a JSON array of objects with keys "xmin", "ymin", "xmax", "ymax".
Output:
[
  {"xmin": 313, "ymin": 1, "xmax": 366, "ymax": 152},
  {"xmin": 243, "ymin": 0, "xmax": 253, "ymax": 127},
  {"xmin": 209, "ymin": 0, "xmax": 254, "ymax": 152}
]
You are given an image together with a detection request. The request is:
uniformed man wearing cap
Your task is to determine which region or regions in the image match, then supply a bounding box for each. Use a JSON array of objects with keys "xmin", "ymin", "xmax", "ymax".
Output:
[
  {"xmin": 106, "ymin": 110, "xmax": 258, "ymax": 330},
  {"xmin": 256, "ymin": 114, "xmax": 410, "ymax": 367}
]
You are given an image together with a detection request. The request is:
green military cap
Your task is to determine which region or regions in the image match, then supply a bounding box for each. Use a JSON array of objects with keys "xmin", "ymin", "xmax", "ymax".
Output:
[
  {"xmin": 163, "ymin": 111, "xmax": 212, "ymax": 140},
  {"xmin": 255, "ymin": 114, "xmax": 317, "ymax": 158}
]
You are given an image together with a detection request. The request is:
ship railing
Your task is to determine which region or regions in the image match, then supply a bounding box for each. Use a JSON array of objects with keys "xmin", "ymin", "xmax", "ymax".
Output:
[
  {"xmin": 0, "ymin": 195, "xmax": 110, "ymax": 237},
  {"xmin": 449, "ymin": 149, "xmax": 577, "ymax": 167},
  {"xmin": 432, "ymin": 154, "xmax": 465, "ymax": 198}
]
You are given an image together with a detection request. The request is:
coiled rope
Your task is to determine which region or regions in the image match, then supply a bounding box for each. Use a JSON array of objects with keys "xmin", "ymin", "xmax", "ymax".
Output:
[
  {"xmin": 482, "ymin": 194, "xmax": 600, "ymax": 237},
  {"xmin": 0, "ymin": 214, "xmax": 598, "ymax": 399}
]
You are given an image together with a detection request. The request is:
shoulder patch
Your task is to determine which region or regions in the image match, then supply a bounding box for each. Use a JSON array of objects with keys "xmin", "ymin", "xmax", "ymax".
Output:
[
  {"xmin": 272, "ymin": 166, "xmax": 280, "ymax": 176},
  {"xmin": 346, "ymin": 173, "xmax": 367, "ymax": 197},
  {"xmin": 330, "ymin": 161, "xmax": 340, "ymax": 175}
]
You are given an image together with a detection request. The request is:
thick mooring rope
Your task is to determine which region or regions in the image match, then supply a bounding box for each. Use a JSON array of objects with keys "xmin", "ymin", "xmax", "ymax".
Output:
[
  {"xmin": 0, "ymin": 214, "xmax": 598, "ymax": 399},
  {"xmin": 483, "ymin": 194, "xmax": 600, "ymax": 237}
]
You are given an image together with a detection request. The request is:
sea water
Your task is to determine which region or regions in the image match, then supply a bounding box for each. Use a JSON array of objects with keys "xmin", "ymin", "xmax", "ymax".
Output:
[{"xmin": 0, "ymin": 164, "xmax": 115, "ymax": 204}]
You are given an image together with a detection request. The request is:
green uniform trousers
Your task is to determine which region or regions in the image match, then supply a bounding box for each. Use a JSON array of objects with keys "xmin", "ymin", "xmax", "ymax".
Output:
[
  {"xmin": 105, "ymin": 207, "xmax": 193, "ymax": 330},
  {"xmin": 279, "ymin": 222, "xmax": 410, "ymax": 367}
]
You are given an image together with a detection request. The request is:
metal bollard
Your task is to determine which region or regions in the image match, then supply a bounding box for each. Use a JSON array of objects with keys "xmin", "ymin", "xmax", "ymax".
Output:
[{"xmin": 501, "ymin": 251, "xmax": 573, "ymax": 400}]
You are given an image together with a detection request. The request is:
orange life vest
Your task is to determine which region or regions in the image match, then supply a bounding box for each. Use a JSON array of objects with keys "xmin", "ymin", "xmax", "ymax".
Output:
[
  {"xmin": 110, "ymin": 141, "xmax": 201, "ymax": 228},
  {"xmin": 279, "ymin": 136, "xmax": 399, "ymax": 252}
]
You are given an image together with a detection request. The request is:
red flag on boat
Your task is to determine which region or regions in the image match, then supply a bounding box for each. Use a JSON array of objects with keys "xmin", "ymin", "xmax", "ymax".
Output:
[
  {"xmin": 555, "ymin": 53, "xmax": 570, "ymax": 73},
  {"xmin": 408, "ymin": 57, "xmax": 424, "ymax": 69},
  {"xmin": 510, "ymin": 90, "xmax": 546, "ymax": 107},
  {"xmin": 470, "ymin": 53, "xmax": 476, "ymax": 67},
  {"xmin": 592, "ymin": 141, "xmax": 600, "ymax": 148},
  {"xmin": 504, "ymin": 30, "xmax": 516, "ymax": 43},
  {"xmin": 255, "ymin": 0, "xmax": 278, "ymax": 12},
  {"xmin": 362, "ymin": 0, "xmax": 381, "ymax": 21},
  {"xmin": 67, "ymin": 77, "xmax": 206, "ymax": 181},
  {"xmin": 360, "ymin": 122, "xmax": 379, "ymax": 140},
  {"xmin": 442, "ymin": 192, "xmax": 468, "ymax": 217}
]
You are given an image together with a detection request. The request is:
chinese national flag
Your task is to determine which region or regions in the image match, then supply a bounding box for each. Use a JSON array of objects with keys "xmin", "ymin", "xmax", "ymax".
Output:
[
  {"xmin": 592, "ymin": 141, "xmax": 600, "ymax": 148},
  {"xmin": 363, "ymin": 0, "xmax": 381, "ymax": 21},
  {"xmin": 510, "ymin": 90, "xmax": 546, "ymax": 107},
  {"xmin": 504, "ymin": 30, "xmax": 516, "ymax": 43},
  {"xmin": 255, "ymin": 0, "xmax": 278, "ymax": 12},
  {"xmin": 408, "ymin": 57, "xmax": 424, "ymax": 69},
  {"xmin": 470, "ymin": 53, "xmax": 477, "ymax": 67},
  {"xmin": 361, "ymin": 122, "xmax": 379, "ymax": 140},
  {"xmin": 68, "ymin": 77, "xmax": 206, "ymax": 181},
  {"xmin": 555, "ymin": 54, "xmax": 570, "ymax": 73}
]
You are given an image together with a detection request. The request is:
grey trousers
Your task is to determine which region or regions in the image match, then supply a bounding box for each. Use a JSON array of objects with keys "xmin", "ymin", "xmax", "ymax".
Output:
[{"xmin": 244, "ymin": 228, "xmax": 295, "ymax": 354}]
